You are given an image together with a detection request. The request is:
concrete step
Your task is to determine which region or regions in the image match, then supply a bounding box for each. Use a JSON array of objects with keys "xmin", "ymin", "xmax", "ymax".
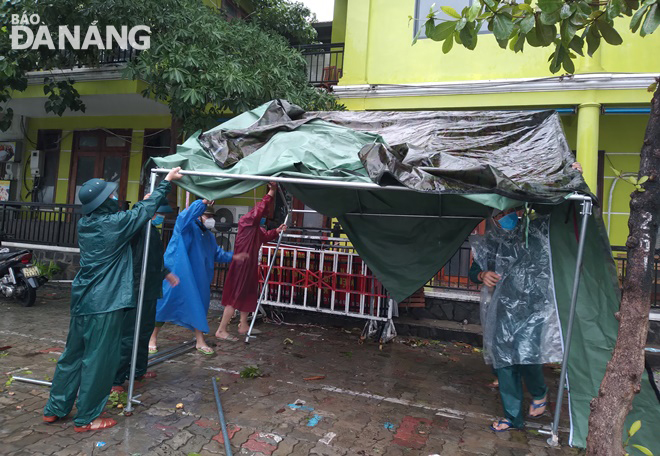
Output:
[{"xmin": 394, "ymin": 317, "xmax": 483, "ymax": 346}]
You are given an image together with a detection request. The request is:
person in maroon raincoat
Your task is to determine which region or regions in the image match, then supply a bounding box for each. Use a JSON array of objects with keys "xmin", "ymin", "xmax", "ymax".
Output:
[{"xmin": 215, "ymin": 182, "xmax": 287, "ymax": 341}]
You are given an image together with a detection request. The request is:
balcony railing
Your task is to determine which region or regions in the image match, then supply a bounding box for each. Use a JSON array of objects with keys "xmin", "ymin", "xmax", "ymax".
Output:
[{"xmin": 296, "ymin": 43, "xmax": 344, "ymax": 86}]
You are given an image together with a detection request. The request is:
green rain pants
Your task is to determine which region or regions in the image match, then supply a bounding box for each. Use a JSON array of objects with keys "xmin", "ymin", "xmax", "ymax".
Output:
[
  {"xmin": 44, "ymin": 310, "xmax": 125, "ymax": 426},
  {"xmin": 495, "ymin": 364, "xmax": 548, "ymax": 429},
  {"xmin": 113, "ymin": 298, "xmax": 157, "ymax": 386}
]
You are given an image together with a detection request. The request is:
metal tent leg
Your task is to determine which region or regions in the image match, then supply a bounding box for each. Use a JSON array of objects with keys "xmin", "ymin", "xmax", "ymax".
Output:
[
  {"xmin": 245, "ymin": 188, "xmax": 290, "ymax": 343},
  {"xmin": 548, "ymin": 198, "xmax": 592, "ymax": 446},
  {"xmin": 245, "ymin": 213, "xmax": 290, "ymax": 343},
  {"xmin": 125, "ymin": 171, "xmax": 157, "ymax": 415}
]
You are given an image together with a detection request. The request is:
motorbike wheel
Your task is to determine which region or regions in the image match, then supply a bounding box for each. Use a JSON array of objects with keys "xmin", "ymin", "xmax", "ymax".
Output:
[{"xmin": 17, "ymin": 278, "xmax": 36, "ymax": 307}]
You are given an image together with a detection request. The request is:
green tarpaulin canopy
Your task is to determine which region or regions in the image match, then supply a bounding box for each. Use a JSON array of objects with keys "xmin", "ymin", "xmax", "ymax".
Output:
[{"xmin": 152, "ymin": 100, "xmax": 660, "ymax": 449}]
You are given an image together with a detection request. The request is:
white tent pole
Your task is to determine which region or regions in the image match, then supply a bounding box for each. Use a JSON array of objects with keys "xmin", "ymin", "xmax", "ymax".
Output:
[
  {"xmin": 548, "ymin": 197, "xmax": 593, "ymax": 446},
  {"xmin": 125, "ymin": 171, "xmax": 157, "ymax": 415},
  {"xmin": 149, "ymin": 168, "xmax": 593, "ymax": 202}
]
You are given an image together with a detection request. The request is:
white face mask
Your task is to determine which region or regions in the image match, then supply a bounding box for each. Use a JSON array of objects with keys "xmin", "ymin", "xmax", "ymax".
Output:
[{"xmin": 203, "ymin": 218, "xmax": 215, "ymax": 230}]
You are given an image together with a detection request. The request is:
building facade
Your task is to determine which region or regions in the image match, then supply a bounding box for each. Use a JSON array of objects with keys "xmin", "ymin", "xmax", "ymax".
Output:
[{"xmin": 330, "ymin": 0, "xmax": 660, "ymax": 247}]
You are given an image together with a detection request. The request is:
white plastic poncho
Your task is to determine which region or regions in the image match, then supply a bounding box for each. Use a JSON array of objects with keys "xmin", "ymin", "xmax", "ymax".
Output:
[{"xmin": 470, "ymin": 214, "xmax": 563, "ymax": 369}]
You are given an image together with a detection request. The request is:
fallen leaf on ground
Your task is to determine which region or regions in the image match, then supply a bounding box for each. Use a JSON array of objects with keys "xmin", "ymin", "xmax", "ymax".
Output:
[
  {"xmin": 176, "ymin": 403, "xmax": 184, "ymax": 409},
  {"xmin": 303, "ymin": 376, "xmax": 326, "ymax": 381}
]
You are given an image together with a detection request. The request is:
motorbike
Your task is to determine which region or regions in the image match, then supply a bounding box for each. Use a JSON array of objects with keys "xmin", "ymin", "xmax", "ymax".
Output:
[{"xmin": 0, "ymin": 248, "xmax": 48, "ymax": 307}]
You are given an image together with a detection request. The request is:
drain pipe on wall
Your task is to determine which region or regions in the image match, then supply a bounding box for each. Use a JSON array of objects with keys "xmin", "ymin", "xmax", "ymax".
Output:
[{"xmin": 606, "ymin": 172, "xmax": 637, "ymax": 235}]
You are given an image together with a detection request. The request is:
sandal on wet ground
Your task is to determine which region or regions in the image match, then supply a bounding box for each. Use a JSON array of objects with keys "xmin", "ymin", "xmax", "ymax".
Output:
[
  {"xmin": 148, "ymin": 345, "xmax": 158, "ymax": 354},
  {"xmin": 43, "ymin": 414, "xmax": 65, "ymax": 423},
  {"xmin": 490, "ymin": 419, "xmax": 518, "ymax": 432},
  {"xmin": 74, "ymin": 418, "xmax": 117, "ymax": 433},
  {"xmin": 140, "ymin": 371, "xmax": 157, "ymax": 379},
  {"xmin": 528, "ymin": 397, "xmax": 548, "ymax": 418},
  {"xmin": 197, "ymin": 346, "xmax": 215, "ymax": 355}
]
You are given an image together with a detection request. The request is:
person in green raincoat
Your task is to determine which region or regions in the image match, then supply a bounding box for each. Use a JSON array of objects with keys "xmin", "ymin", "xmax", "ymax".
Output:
[
  {"xmin": 43, "ymin": 167, "xmax": 182, "ymax": 432},
  {"xmin": 111, "ymin": 201, "xmax": 180, "ymax": 391}
]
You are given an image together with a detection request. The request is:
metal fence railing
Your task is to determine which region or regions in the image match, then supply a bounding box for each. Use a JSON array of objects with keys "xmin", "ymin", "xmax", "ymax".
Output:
[
  {"xmin": 3, "ymin": 204, "xmax": 658, "ymax": 309},
  {"xmin": 0, "ymin": 202, "xmax": 83, "ymax": 247},
  {"xmin": 429, "ymin": 244, "xmax": 660, "ymax": 308},
  {"xmin": 295, "ymin": 43, "xmax": 344, "ymax": 86},
  {"xmin": 0, "ymin": 201, "xmax": 130, "ymax": 247}
]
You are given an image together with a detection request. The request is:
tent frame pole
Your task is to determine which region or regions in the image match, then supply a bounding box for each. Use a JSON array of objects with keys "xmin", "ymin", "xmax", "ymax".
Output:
[
  {"xmin": 125, "ymin": 171, "xmax": 157, "ymax": 415},
  {"xmin": 245, "ymin": 187, "xmax": 291, "ymax": 343},
  {"xmin": 150, "ymin": 168, "xmax": 593, "ymax": 203},
  {"xmin": 548, "ymin": 197, "xmax": 592, "ymax": 446}
]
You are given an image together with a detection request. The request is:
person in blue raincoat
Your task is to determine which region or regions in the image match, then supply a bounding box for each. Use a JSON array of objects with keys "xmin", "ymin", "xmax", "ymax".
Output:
[{"xmin": 149, "ymin": 198, "xmax": 247, "ymax": 355}]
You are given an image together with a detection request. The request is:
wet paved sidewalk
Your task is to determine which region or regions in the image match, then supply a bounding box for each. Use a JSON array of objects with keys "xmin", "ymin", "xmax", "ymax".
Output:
[{"xmin": 0, "ymin": 285, "xmax": 580, "ymax": 456}]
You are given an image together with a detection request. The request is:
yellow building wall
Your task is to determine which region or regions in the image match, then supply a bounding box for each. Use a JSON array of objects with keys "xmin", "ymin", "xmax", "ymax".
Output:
[
  {"xmin": 339, "ymin": 0, "xmax": 660, "ymax": 85},
  {"xmin": 25, "ymin": 115, "xmax": 171, "ymax": 205},
  {"xmin": 331, "ymin": 0, "xmax": 348, "ymax": 44}
]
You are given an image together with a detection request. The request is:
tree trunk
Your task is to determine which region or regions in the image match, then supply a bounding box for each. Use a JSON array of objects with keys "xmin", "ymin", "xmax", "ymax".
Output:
[{"xmin": 586, "ymin": 81, "xmax": 660, "ymax": 455}]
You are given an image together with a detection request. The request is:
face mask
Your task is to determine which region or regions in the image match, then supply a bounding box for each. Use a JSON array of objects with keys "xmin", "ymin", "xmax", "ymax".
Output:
[
  {"xmin": 203, "ymin": 218, "xmax": 215, "ymax": 230},
  {"xmin": 498, "ymin": 212, "xmax": 519, "ymax": 231},
  {"xmin": 260, "ymin": 218, "xmax": 266, "ymax": 226},
  {"xmin": 152, "ymin": 215, "xmax": 165, "ymax": 226}
]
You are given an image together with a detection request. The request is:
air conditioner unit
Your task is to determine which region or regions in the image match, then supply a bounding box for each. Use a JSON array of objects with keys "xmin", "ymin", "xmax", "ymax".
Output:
[{"xmin": 212, "ymin": 205, "xmax": 250, "ymax": 230}]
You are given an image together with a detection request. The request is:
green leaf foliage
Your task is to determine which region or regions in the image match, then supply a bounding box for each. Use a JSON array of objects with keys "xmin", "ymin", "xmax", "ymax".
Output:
[
  {"xmin": 641, "ymin": 3, "xmax": 660, "ymax": 35},
  {"xmin": 249, "ymin": 0, "xmax": 318, "ymax": 45},
  {"xmin": 460, "ymin": 22, "xmax": 478, "ymax": 49},
  {"xmin": 0, "ymin": 0, "xmax": 343, "ymax": 134},
  {"xmin": 596, "ymin": 18, "xmax": 624, "ymax": 44},
  {"xmin": 629, "ymin": 420, "xmax": 642, "ymax": 437},
  {"xmin": 493, "ymin": 13, "xmax": 515, "ymax": 40},
  {"xmin": 427, "ymin": 21, "xmax": 457, "ymax": 41},
  {"xmin": 631, "ymin": 444, "xmax": 654, "ymax": 455},
  {"xmin": 416, "ymin": 0, "xmax": 658, "ymax": 75},
  {"xmin": 538, "ymin": 0, "xmax": 565, "ymax": 13},
  {"xmin": 442, "ymin": 35, "xmax": 454, "ymax": 53},
  {"xmin": 441, "ymin": 6, "xmax": 462, "ymax": 19}
]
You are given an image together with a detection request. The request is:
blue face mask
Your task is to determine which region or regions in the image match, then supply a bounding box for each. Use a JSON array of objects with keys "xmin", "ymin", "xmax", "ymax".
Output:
[
  {"xmin": 152, "ymin": 215, "xmax": 165, "ymax": 226},
  {"xmin": 498, "ymin": 212, "xmax": 519, "ymax": 231}
]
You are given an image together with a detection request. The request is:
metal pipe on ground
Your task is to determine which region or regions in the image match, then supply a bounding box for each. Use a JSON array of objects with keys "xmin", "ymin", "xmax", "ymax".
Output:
[
  {"xmin": 147, "ymin": 339, "xmax": 196, "ymax": 360},
  {"xmin": 212, "ymin": 376, "xmax": 233, "ymax": 456},
  {"xmin": 11, "ymin": 377, "xmax": 142, "ymax": 404},
  {"xmin": 147, "ymin": 344, "xmax": 196, "ymax": 368}
]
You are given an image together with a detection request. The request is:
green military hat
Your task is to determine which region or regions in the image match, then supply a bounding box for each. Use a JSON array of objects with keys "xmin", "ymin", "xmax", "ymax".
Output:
[{"xmin": 79, "ymin": 179, "xmax": 118, "ymax": 215}]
